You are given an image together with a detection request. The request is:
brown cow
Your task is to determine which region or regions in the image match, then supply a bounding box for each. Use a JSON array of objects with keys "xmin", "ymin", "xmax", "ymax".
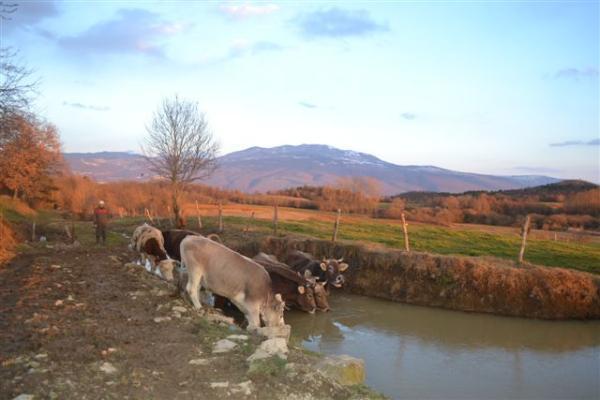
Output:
[
  {"xmin": 130, "ymin": 224, "xmax": 177, "ymax": 281},
  {"xmin": 252, "ymin": 253, "xmax": 316, "ymax": 314},
  {"xmin": 162, "ymin": 229, "xmax": 200, "ymax": 261},
  {"xmin": 287, "ymin": 250, "xmax": 348, "ymax": 291}
]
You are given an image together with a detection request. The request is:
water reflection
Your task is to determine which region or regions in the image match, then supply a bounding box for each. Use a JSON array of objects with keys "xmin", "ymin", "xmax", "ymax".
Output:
[{"xmin": 286, "ymin": 293, "xmax": 600, "ymax": 400}]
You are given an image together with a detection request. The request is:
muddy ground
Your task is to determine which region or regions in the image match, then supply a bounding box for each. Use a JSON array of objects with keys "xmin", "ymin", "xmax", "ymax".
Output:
[{"xmin": 0, "ymin": 242, "xmax": 380, "ymax": 400}]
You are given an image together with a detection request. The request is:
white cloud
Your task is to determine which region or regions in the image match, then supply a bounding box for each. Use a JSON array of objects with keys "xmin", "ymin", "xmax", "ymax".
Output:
[{"xmin": 219, "ymin": 4, "xmax": 280, "ymax": 19}]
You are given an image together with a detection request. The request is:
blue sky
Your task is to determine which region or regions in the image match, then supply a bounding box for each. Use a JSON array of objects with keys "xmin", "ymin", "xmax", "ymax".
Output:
[{"xmin": 2, "ymin": 1, "xmax": 598, "ymax": 181}]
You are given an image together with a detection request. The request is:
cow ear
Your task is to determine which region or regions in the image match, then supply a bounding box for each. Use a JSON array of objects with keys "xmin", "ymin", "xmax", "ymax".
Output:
[
  {"xmin": 297, "ymin": 286, "xmax": 305, "ymax": 294},
  {"xmin": 339, "ymin": 263, "xmax": 349, "ymax": 272},
  {"xmin": 320, "ymin": 262, "xmax": 327, "ymax": 271},
  {"xmin": 304, "ymin": 270, "xmax": 313, "ymax": 279}
]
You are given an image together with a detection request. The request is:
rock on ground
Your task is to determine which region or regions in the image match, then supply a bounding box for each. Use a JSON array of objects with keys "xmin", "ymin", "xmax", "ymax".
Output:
[
  {"xmin": 247, "ymin": 338, "xmax": 288, "ymax": 362},
  {"xmin": 188, "ymin": 358, "xmax": 210, "ymax": 366},
  {"xmin": 212, "ymin": 339, "xmax": 237, "ymax": 353},
  {"xmin": 12, "ymin": 395, "xmax": 34, "ymax": 400},
  {"xmin": 226, "ymin": 334, "xmax": 248, "ymax": 341},
  {"xmin": 99, "ymin": 362, "xmax": 118, "ymax": 374},
  {"xmin": 317, "ymin": 355, "xmax": 365, "ymax": 386},
  {"xmin": 257, "ymin": 324, "xmax": 291, "ymax": 342}
]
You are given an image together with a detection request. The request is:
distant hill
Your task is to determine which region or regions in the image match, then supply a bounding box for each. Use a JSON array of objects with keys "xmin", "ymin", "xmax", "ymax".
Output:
[
  {"xmin": 64, "ymin": 151, "xmax": 152, "ymax": 182},
  {"xmin": 64, "ymin": 144, "xmax": 559, "ymax": 195},
  {"xmin": 393, "ymin": 179, "xmax": 598, "ymax": 203}
]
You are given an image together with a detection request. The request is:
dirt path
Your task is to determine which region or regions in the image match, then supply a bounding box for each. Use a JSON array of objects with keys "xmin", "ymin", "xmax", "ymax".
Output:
[{"xmin": 0, "ymin": 244, "xmax": 374, "ymax": 400}]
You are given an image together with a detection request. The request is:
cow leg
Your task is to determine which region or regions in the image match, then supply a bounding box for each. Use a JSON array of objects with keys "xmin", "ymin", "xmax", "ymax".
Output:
[
  {"xmin": 186, "ymin": 270, "xmax": 203, "ymax": 309},
  {"xmin": 239, "ymin": 302, "xmax": 261, "ymax": 331},
  {"xmin": 245, "ymin": 305, "xmax": 261, "ymax": 331}
]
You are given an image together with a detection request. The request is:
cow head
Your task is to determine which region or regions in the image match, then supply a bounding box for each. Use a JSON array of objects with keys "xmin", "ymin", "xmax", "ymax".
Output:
[
  {"xmin": 305, "ymin": 271, "xmax": 331, "ymax": 312},
  {"xmin": 313, "ymin": 282, "xmax": 330, "ymax": 312},
  {"xmin": 319, "ymin": 258, "xmax": 349, "ymax": 288},
  {"xmin": 157, "ymin": 259, "xmax": 177, "ymax": 281},
  {"xmin": 296, "ymin": 285, "xmax": 317, "ymax": 314},
  {"xmin": 262, "ymin": 293, "xmax": 286, "ymax": 327}
]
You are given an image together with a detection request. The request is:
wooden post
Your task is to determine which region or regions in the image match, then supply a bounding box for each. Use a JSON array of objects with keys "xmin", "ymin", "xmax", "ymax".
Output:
[
  {"xmin": 195, "ymin": 200, "xmax": 202, "ymax": 229},
  {"xmin": 332, "ymin": 209, "xmax": 341, "ymax": 242},
  {"xmin": 144, "ymin": 208, "xmax": 155, "ymax": 224},
  {"xmin": 518, "ymin": 214, "xmax": 531, "ymax": 264},
  {"xmin": 218, "ymin": 202, "xmax": 223, "ymax": 233},
  {"xmin": 64, "ymin": 224, "xmax": 72, "ymax": 242},
  {"xmin": 401, "ymin": 212, "xmax": 410, "ymax": 252},
  {"xmin": 245, "ymin": 211, "xmax": 255, "ymax": 233},
  {"xmin": 152, "ymin": 207, "xmax": 163, "ymax": 227},
  {"xmin": 167, "ymin": 206, "xmax": 174, "ymax": 227},
  {"xmin": 31, "ymin": 221, "xmax": 36, "ymax": 242},
  {"xmin": 273, "ymin": 204, "xmax": 278, "ymax": 235}
]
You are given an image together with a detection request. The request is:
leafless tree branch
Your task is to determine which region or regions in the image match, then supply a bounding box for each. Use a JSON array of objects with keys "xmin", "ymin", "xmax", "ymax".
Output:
[{"xmin": 141, "ymin": 95, "xmax": 219, "ymax": 227}]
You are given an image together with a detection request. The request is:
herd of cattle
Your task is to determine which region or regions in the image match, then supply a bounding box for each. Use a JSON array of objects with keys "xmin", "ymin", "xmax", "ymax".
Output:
[{"xmin": 129, "ymin": 224, "xmax": 350, "ymax": 330}]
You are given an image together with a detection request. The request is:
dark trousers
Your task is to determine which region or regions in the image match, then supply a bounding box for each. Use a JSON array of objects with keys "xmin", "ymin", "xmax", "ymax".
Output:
[{"xmin": 96, "ymin": 224, "xmax": 107, "ymax": 243}]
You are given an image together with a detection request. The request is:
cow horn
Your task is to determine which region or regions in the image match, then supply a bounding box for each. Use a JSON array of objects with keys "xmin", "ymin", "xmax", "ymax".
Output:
[{"xmin": 337, "ymin": 257, "xmax": 344, "ymax": 263}]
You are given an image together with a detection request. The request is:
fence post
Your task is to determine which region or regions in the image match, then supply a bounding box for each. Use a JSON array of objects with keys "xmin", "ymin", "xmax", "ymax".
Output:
[
  {"xmin": 64, "ymin": 224, "xmax": 72, "ymax": 242},
  {"xmin": 332, "ymin": 209, "xmax": 341, "ymax": 243},
  {"xmin": 218, "ymin": 202, "xmax": 223, "ymax": 233},
  {"xmin": 31, "ymin": 221, "xmax": 36, "ymax": 242},
  {"xmin": 195, "ymin": 200, "xmax": 202, "ymax": 229},
  {"xmin": 144, "ymin": 208, "xmax": 155, "ymax": 224},
  {"xmin": 273, "ymin": 204, "xmax": 278, "ymax": 235},
  {"xmin": 167, "ymin": 206, "xmax": 174, "ymax": 227},
  {"xmin": 245, "ymin": 211, "xmax": 255, "ymax": 233},
  {"xmin": 518, "ymin": 214, "xmax": 531, "ymax": 264},
  {"xmin": 401, "ymin": 212, "xmax": 410, "ymax": 252}
]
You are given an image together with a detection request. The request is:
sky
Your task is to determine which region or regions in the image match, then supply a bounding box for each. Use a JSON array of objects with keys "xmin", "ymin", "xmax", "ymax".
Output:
[{"xmin": 1, "ymin": 1, "xmax": 599, "ymax": 182}]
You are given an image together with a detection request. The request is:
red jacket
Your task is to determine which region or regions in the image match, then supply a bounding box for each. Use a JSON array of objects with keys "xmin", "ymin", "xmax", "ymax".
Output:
[{"xmin": 94, "ymin": 207, "xmax": 109, "ymax": 226}]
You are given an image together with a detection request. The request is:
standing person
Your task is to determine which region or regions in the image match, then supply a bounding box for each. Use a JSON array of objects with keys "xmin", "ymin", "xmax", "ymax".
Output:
[{"xmin": 93, "ymin": 200, "xmax": 109, "ymax": 244}]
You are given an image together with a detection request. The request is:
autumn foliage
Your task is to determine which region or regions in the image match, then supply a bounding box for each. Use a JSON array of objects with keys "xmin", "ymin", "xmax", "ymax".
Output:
[{"xmin": 0, "ymin": 114, "xmax": 62, "ymax": 204}]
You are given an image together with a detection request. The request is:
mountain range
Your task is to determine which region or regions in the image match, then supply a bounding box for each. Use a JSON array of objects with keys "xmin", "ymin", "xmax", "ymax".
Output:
[{"xmin": 64, "ymin": 144, "xmax": 559, "ymax": 195}]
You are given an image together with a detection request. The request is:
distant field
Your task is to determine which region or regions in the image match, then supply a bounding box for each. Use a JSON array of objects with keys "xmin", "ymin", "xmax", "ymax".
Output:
[
  {"xmin": 177, "ymin": 203, "xmax": 600, "ymax": 274},
  {"xmin": 4, "ymin": 198, "xmax": 598, "ymax": 275}
]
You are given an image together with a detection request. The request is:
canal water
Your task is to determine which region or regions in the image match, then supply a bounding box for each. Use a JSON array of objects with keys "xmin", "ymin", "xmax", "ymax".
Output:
[{"xmin": 286, "ymin": 293, "xmax": 600, "ymax": 400}]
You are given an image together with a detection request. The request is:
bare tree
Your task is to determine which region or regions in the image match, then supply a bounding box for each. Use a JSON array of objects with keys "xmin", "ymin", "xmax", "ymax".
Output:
[
  {"xmin": 0, "ymin": 47, "xmax": 38, "ymax": 122},
  {"xmin": 142, "ymin": 96, "xmax": 218, "ymax": 227},
  {"xmin": 0, "ymin": 2, "xmax": 38, "ymax": 125}
]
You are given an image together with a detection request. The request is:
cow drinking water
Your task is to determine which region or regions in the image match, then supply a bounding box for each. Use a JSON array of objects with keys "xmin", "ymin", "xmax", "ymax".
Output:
[
  {"xmin": 130, "ymin": 224, "xmax": 177, "ymax": 281},
  {"xmin": 180, "ymin": 236, "xmax": 285, "ymax": 330},
  {"xmin": 252, "ymin": 252, "xmax": 317, "ymax": 314}
]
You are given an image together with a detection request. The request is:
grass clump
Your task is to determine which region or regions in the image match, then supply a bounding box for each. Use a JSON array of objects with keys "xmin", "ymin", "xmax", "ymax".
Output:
[
  {"xmin": 247, "ymin": 356, "xmax": 287, "ymax": 378},
  {"xmin": 348, "ymin": 384, "xmax": 389, "ymax": 400}
]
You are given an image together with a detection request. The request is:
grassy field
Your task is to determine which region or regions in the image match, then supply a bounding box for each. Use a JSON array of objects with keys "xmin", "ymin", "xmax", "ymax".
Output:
[
  {"xmin": 3, "ymin": 197, "xmax": 599, "ymax": 275},
  {"xmin": 177, "ymin": 206, "xmax": 600, "ymax": 274}
]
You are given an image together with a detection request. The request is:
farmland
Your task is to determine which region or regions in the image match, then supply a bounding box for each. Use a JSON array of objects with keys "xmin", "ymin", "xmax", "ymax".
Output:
[{"xmin": 169, "ymin": 203, "xmax": 600, "ymax": 274}]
